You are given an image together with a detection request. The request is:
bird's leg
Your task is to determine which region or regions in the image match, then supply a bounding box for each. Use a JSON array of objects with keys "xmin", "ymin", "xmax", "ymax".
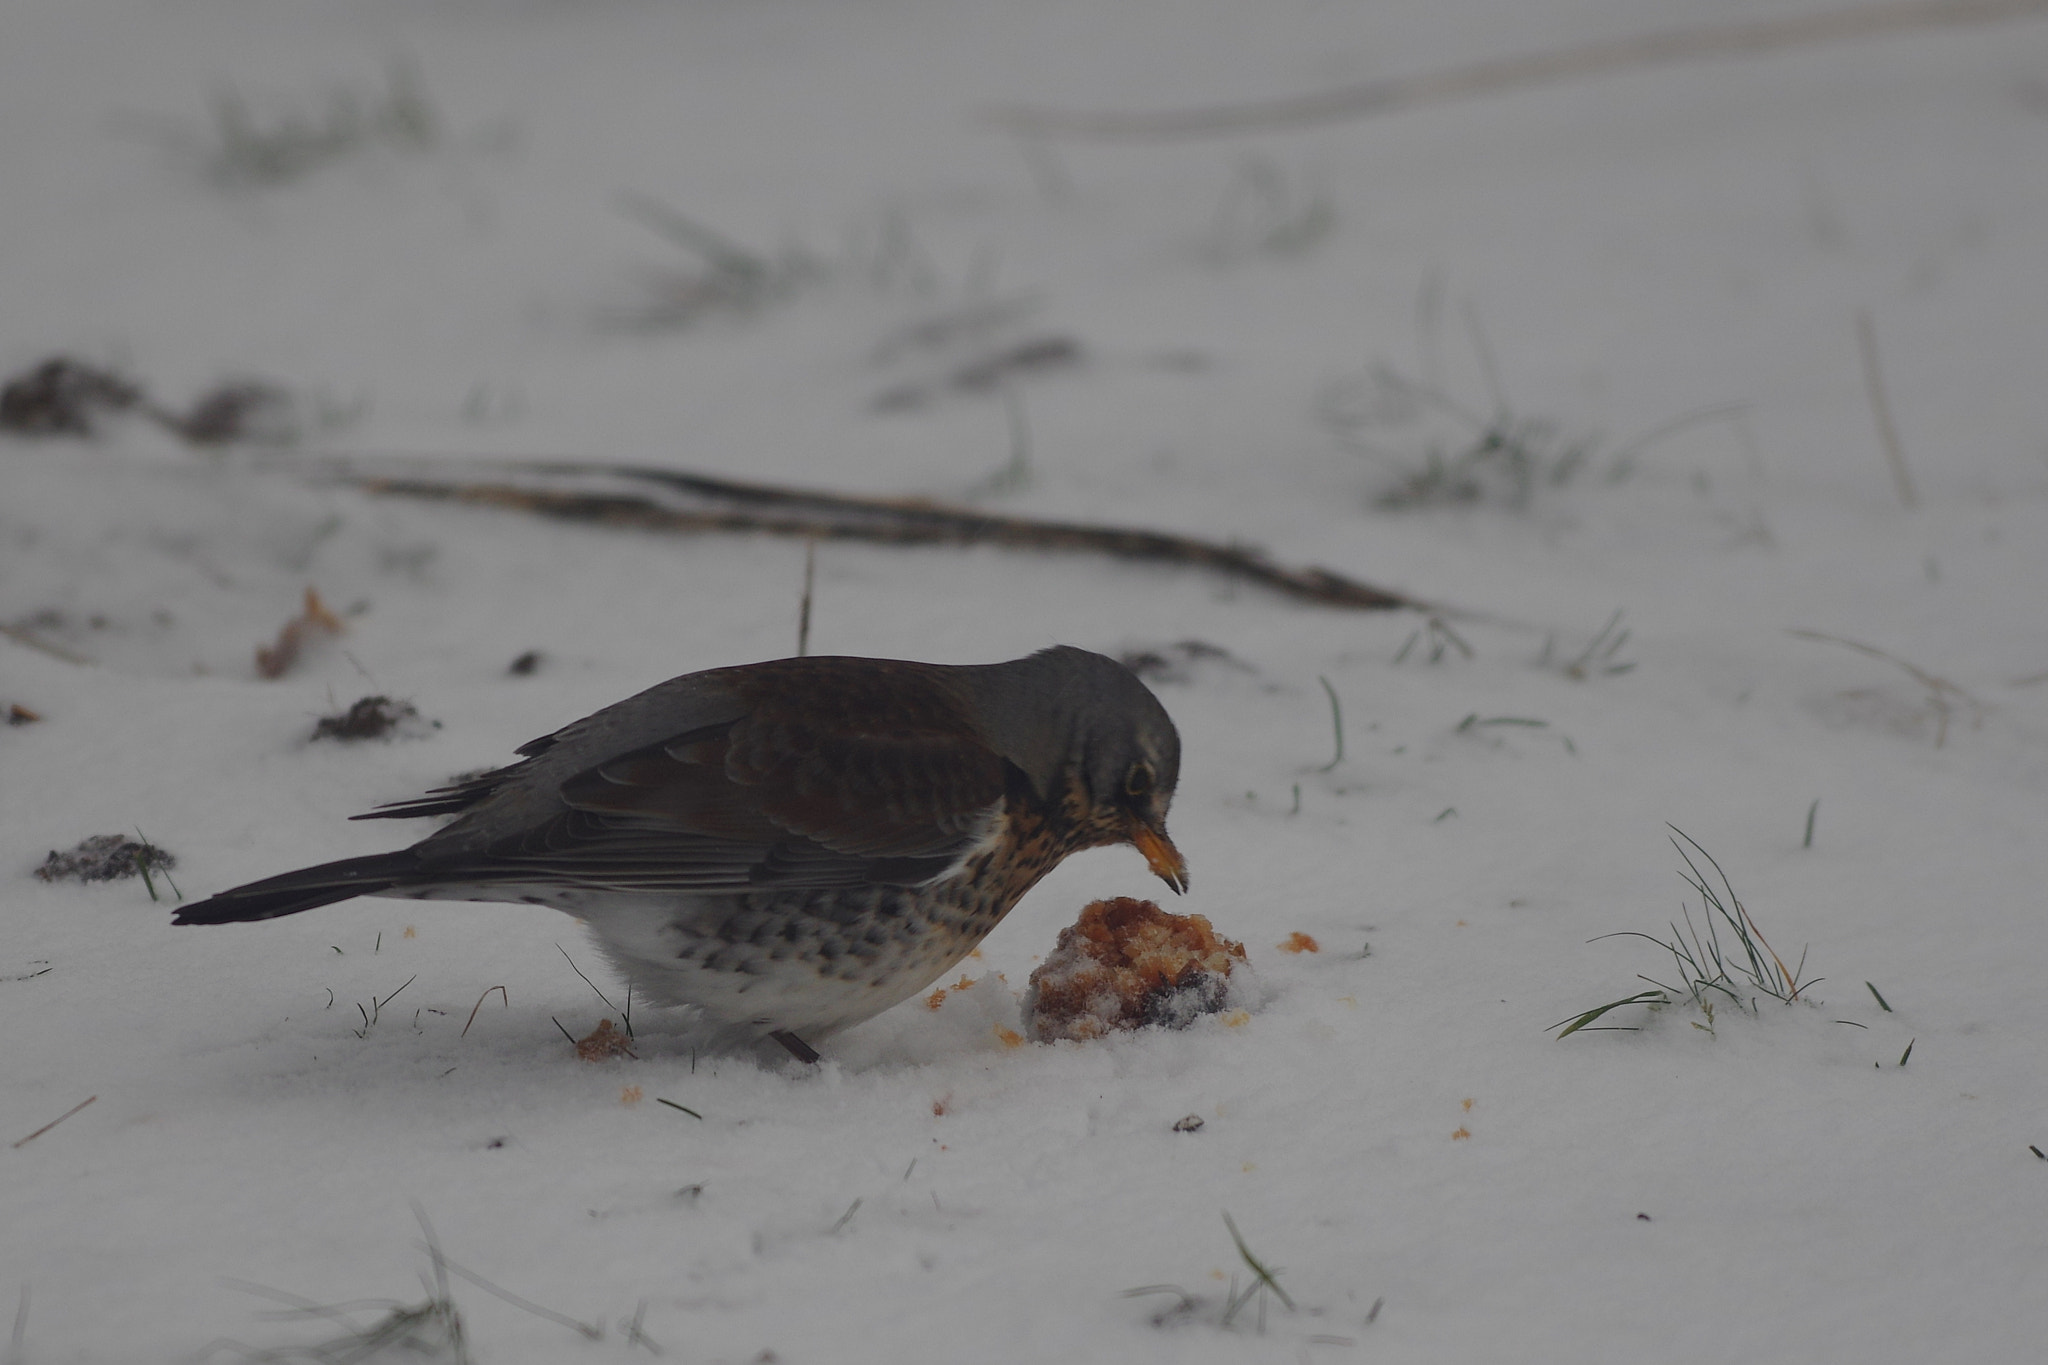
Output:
[{"xmin": 770, "ymin": 1029, "xmax": 820, "ymax": 1064}]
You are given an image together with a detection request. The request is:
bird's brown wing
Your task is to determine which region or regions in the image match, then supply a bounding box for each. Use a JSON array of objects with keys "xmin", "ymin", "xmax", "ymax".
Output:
[{"xmin": 412, "ymin": 658, "xmax": 1011, "ymax": 894}]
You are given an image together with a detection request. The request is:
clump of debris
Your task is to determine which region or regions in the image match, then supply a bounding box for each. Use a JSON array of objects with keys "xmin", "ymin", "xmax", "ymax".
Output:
[
  {"xmin": 35, "ymin": 834, "xmax": 177, "ymax": 884},
  {"xmin": 312, "ymin": 695, "xmax": 433, "ymax": 742},
  {"xmin": 0, "ymin": 357, "xmax": 146, "ymax": 436},
  {"xmin": 0, "ymin": 354, "xmax": 314, "ymax": 446}
]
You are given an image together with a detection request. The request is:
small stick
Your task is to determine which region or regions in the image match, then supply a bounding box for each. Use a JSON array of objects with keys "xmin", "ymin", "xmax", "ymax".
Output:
[
  {"xmin": 796, "ymin": 538, "xmax": 816, "ymax": 657},
  {"xmin": 1803, "ymin": 799, "xmax": 1820, "ymax": 850},
  {"xmin": 1855, "ymin": 310, "xmax": 1918, "ymax": 510},
  {"xmin": 12, "ymin": 1095, "xmax": 96, "ymax": 1149},
  {"xmin": 655, "ymin": 1098, "xmax": 703, "ymax": 1119},
  {"xmin": 830, "ymin": 1198, "xmax": 863, "ymax": 1234},
  {"xmin": 1866, "ymin": 981, "xmax": 1893, "ymax": 1012},
  {"xmin": 310, "ymin": 454, "xmax": 1428, "ymax": 612},
  {"xmin": 461, "ymin": 986, "xmax": 508, "ymax": 1038}
]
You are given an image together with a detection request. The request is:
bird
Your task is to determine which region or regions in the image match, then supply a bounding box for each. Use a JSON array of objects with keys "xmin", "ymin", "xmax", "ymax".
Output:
[{"xmin": 175, "ymin": 646, "xmax": 1186, "ymax": 1062}]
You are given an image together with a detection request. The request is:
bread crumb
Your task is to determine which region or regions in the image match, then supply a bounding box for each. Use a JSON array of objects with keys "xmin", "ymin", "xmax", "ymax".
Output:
[
  {"xmin": 575, "ymin": 1019, "xmax": 636, "ymax": 1062},
  {"xmin": 1277, "ymin": 932, "xmax": 1320, "ymax": 953},
  {"xmin": 1023, "ymin": 897, "xmax": 1250, "ymax": 1042}
]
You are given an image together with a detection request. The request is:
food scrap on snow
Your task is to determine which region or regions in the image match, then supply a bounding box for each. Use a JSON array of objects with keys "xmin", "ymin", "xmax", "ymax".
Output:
[{"xmin": 1023, "ymin": 897, "xmax": 1254, "ymax": 1042}]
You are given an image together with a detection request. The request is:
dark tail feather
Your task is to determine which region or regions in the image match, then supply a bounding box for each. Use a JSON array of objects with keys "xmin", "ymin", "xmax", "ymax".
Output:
[{"xmin": 173, "ymin": 851, "xmax": 422, "ymax": 925}]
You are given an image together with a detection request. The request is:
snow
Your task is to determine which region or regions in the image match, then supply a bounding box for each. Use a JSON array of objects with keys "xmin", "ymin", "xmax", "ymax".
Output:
[{"xmin": 5, "ymin": 0, "xmax": 2048, "ymax": 1360}]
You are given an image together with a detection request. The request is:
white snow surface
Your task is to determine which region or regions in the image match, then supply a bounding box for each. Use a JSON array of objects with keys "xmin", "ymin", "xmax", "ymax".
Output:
[{"xmin": 5, "ymin": 1, "xmax": 2048, "ymax": 1360}]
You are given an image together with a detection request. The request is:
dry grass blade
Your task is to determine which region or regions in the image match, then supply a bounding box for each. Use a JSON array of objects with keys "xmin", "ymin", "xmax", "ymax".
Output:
[
  {"xmin": 557, "ymin": 945, "xmax": 631, "ymax": 1038},
  {"xmin": 412, "ymin": 1199, "xmax": 599, "ymax": 1342},
  {"xmin": 460, "ymin": 986, "xmax": 507, "ymax": 1038},
  {"xmin": 1790, "ymin": 628, "xmax": 1984, "ymax": 746},
  {"xmin": 11, "ymin": 1095, "xmax": 96, "ymax": 1149},
  {"xmin": 1855, "ymin": 311, "xmax": 1918, "ymax": 510},
  {"xmin": 987, "ymin": 0, "xmax": 2048, "ymax": 139},
  {"xmin": 621, "ymin": 1299, "xmax": 663, "ymax": 1356}
]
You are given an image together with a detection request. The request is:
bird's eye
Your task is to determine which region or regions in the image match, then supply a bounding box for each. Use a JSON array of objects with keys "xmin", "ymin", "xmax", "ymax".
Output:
[{"xmin": 1124, "ymin": 763, "xmax": 1154, "ymax": 797}]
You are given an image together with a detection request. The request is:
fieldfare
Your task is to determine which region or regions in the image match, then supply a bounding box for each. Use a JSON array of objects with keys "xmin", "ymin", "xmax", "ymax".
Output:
[{"xmin": 176, "ymin": 646, "xmax": 1186, "ymax": 1061}]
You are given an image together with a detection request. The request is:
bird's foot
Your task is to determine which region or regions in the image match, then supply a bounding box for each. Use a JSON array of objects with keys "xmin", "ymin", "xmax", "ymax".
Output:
[{"xmin": 770, "ymin": 1029, "xmax": 820, "ymax": 1064}]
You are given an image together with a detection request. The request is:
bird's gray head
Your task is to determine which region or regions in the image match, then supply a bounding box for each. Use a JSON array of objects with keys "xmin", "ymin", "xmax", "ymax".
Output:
[{"xmin": 968, "ymin": 646, "xmax": 1187, "ymax": 892}]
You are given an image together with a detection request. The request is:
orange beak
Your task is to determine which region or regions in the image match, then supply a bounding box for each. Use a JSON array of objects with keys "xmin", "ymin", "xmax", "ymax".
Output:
[{"xmin": 1127, "ymin": 816, "xmax": 1189, "ymax": 895}]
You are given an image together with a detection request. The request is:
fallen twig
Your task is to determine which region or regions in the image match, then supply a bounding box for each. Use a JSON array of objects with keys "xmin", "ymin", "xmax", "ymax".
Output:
[
  {"xmin": 301, "ymin": 454, "xmax": 1427, "ymax": 611},
  {"xmin": 988, "ymin": 0, "xmax": 2048, "ymax": 140}
]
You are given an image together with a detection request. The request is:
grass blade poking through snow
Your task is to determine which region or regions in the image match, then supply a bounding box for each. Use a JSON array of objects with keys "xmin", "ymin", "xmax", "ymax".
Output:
[
  {"xmin": 1220, "ymin": 1212, "xmax": 1294, "ymax": 1332},
  {"xmin": 1555, "ymin": 828, "xmax": 1819, "ymax": 1037},
  {"xmin": 1551, "ymin": 990, "xmax": 1670, "ymax": 1037}
]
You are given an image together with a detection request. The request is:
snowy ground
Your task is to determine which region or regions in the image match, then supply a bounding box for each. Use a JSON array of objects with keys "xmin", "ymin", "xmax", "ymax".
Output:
[{"xmin": 5, "ymin": 1, "xmax": 2048, "ymax": 1360}]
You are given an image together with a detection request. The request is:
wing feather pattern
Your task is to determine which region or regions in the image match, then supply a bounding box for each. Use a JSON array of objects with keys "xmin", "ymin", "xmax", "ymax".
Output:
[{"xmin": 393, "ymin": 659, "xmax": 1010, "ymax": 896}]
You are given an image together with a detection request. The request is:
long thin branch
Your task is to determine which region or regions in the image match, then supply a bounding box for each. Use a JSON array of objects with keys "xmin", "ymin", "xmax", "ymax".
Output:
[
  {"xmin": 300, "ymin": 454, "xmax": 1426, "ymax": 611},
  {"xmin": 988, "ymin": 0, "xmax": 2048, "ymax": 140}
]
